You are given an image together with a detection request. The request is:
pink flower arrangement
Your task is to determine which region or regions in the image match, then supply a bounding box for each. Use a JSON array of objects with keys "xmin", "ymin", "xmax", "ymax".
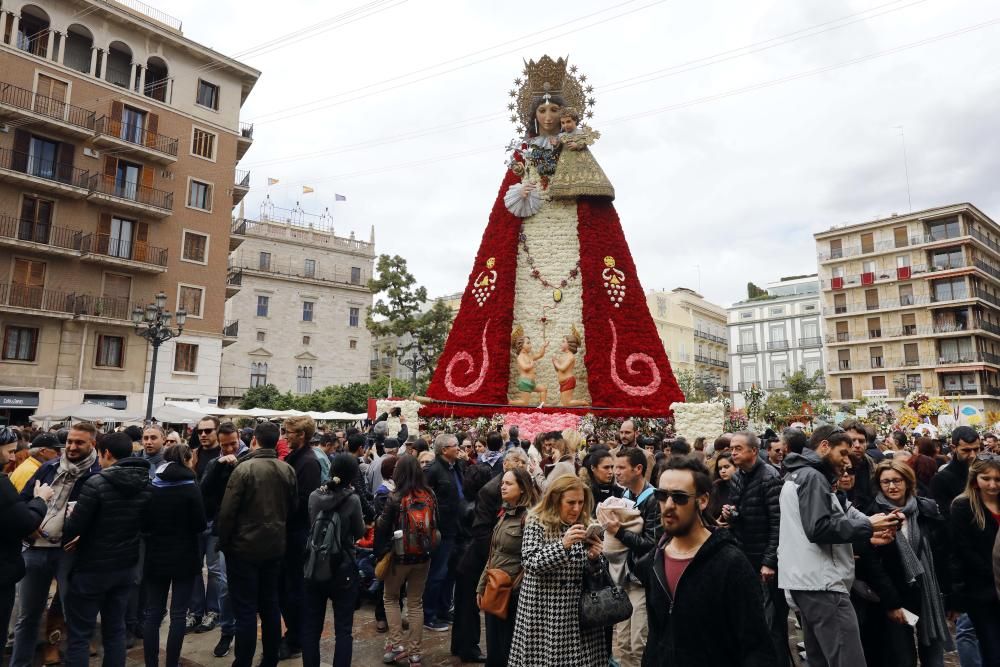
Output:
[{"xmin": 503, "ymin": 411, "xmax": 582, "ymax": 441}]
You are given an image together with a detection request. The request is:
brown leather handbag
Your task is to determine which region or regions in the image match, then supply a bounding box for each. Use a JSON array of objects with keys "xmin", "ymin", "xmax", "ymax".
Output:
[{"xmin": 479, "ymin": 567, "xmax": 522, "ymax": 619}]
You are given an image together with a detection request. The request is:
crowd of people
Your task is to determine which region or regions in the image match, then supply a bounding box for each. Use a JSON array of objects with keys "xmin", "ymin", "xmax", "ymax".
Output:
[{"xmin": 2, "ymin": 413, "xmax": 1000, "ymax": 666}]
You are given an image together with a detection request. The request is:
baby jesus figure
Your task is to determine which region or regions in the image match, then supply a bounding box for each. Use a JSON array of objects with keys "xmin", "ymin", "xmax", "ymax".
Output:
[{"xmin": 547, "ymin": 107, "xmax": 615, "ymax": 200}]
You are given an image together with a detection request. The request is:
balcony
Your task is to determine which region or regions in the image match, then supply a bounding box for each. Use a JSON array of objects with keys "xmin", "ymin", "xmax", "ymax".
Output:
[
  {"xmin": 0, "ymin": 147, "xmax": 89, "ymax": 197},
  {"xmin": 226, "ymin": 267, "xmax": 242, "ymax": 298},
  {"xmin": 233, "ymin": 169, "xmax": 250, "ymax": 206},
  {"xmin": 767, "ymin": 380, "xmax": 786, "ymax": 390},
  {"xmin": 970, "ymin": 227, "xmax": 1000, "ymax": 255},
  {"xmin": 223, "ymin": 320, "xmax": 239, "ymax": 346},
  {"xmin": 219, "ymin": 386, "xmax": 249, "ymax": 398},
  {"xmin": 0, "ymin": 81, "xmax": 96, "ymax": 138},
  {"xmin": 799, "ymin": 336, "xmax": 823, "ymax": 347},
  {"xmin": 0, "ymin": 214, "xmax": 80, "ymax": 257},
  {"xmin": 78, "ymin": 233, "xmax": 168, "ymax": 272},
  {"xmin": 230, "ymin": 257, "xmax": 370, "ymax": 289},
  {"xmin": 94, "ymin": 116, "xmax": 179, "ymax": 164},
  {"xmin": 974, "ymin": 259, "xmax": 1000, "ymax": 281},
  {"xmin": 0, "ymin": 284, "xmax": 136, "ymax": 322},
  {"xmin": 823, "ymin": 294, "xmax": 932, "ymax": 316},
  {"xmin": 229, "ymin": 218, "xmax": 247, "ymax": 251},
  {"xmin": 766, "ymin": 340, "xmax": 789, "ymax": 351},
  {"xmin": 974, "ymin": 289, "xmax": 1000, "ymax": 308},
  {"xmin": 694, "ymin": 329, "xmax": 726, "ymax": 344},
  {"xmin": 737, "ymin": 343, "xmax": 758, "ymax": 354},
  {"xmin": 694, "ymin": 354, "xmax": 729, "ymax": 369},
  {"xmin": 817, "ymin": 236, "xmax": 927, "ymax": 261},
  {"xmin": 87, "ymin": 174, "xmax": 173, "ymax": 217},
  {"xmin": 737, "ymin": 381, "xmax": 758, "ymax": 392},
  {"xmin": 237, "ymin": 122, "xmax": 254, "ymax": 160}
]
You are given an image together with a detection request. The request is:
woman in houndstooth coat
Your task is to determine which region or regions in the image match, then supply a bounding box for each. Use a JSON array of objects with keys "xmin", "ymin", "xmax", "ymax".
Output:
[{"xmin": 509, "ymin": 474, "xmax": 607, "ymax": 667}]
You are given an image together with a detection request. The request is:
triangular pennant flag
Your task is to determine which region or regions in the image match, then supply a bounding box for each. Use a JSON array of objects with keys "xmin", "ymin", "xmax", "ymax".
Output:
[
  {"xmin": 267, "ymin": 177, "xmax": 279, "ymax": 186},
  {"xmin": 335, "ymin": 193, "xmax": 347, "ymax": 202},
  {"xmin": 302, "ymin": 186, "xmax": 315, "ymax": 194}
]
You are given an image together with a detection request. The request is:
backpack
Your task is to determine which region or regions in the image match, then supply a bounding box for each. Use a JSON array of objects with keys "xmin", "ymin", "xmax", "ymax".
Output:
[
  {"xmin": 304, "ymin": 497, "xmax": 347, "ymax": 584},
  {"xmin": 398, "ymin": 489, "xmax": 440, "ymax": 561}
]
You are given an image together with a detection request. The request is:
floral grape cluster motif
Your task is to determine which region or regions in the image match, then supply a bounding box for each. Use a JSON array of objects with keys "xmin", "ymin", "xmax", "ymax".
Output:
[
  {"xmin": 471, "ymin": 257, "xmax": 498, "ymax": 308},
  {"xmin": 670, "ymin": 402, "xmax": 725, "ymax": 442},
  {"xmin": 601, "ymin": 256, "xmax": 626, "ymax": 308}
]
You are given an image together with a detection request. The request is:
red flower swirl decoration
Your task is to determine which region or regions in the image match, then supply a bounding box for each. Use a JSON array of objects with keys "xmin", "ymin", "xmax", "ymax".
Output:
[
  {"xmin": 444, "ymin": 320, "xmax": 491, "ymax": 397},
  {"xmin": 608, "ymin": 319, "xmax": 662, "ymax": 396}
]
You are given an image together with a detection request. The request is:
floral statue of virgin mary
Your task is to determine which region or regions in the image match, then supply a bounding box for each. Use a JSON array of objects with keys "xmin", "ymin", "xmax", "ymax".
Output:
[{"xmin": 421, "ymin": 56, "xmax": 683, "ymax": 417}]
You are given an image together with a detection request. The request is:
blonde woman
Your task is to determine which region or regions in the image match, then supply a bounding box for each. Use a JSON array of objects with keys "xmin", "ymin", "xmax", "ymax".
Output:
[
  {"xmin": 950, "ymin": 457, "xmax": 1000, "ymax": 665},
  {"xmin": 545, "ymin": 430, "xmax": 583, "ymax": 484},
  {"xmin": 509, "ymin": 474, "xmax": 607, "ymax": 666}
]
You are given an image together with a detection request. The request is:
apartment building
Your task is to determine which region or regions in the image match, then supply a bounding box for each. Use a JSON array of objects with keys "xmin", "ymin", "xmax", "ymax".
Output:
[
  {"xmin": 219, "ymin": 204, "xmax": 375, "ymax": 404},
  {"xmin": 646, "ymin": 287, "xmax": 729, "ymax": 391},
  {"xmin": 0, "ymin": 0, "xmax": 259, "ymax": 423},
  {"xmin": 815, "ymin": 203, "xmax": 1000, "ymax": 412},
  {"xmin": 727, "ymin": 275, "xmax": 824, "ymax": 404}
]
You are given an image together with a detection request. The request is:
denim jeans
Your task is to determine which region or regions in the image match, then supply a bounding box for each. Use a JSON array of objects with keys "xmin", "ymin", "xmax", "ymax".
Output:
[
  {"xmin": 143, "ymin": 574, "xmax": 196, "ymax": 667},
  {"xmin": 957, "ymin": 613, "xmax": 983, "ymax": 667},
  {"xmin": 421, "ymin": 537, "xmax": 454, "ymax": 624},
  {"xmin": 10, "ymin": 548, "xmax": 70, "ymax": 667},
  {"xmin": 64, "ymin": 567, "xmax": 135, "ymax": 667},
  {"xmin": 189, "ymin": 528, "xmax": 226, "ymax": 621},
  {"xmin": 227, "ymin": 554, "xmax": 281, "ymax": 667},
  {"xmin": 301, "ymin": 576, "xmax": 359, "ymax": 667}
]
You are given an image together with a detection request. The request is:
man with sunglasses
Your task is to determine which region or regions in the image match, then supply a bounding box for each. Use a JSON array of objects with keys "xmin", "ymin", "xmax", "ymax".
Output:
[
  {"xmin": 187, "ymin": 416, "xmax": 222, "ymax": 634},
  {"xmin": 778, "ymin": 425, "xmax": 901, "ymax": 667},
  {"xmin": 637, "ymin": 456, "xmax": 775, "ymax": 665}
]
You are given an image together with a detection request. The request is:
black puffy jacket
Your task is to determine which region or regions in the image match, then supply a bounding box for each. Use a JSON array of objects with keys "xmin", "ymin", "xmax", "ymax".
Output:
[
  {"xmin": 931, "ymin": 459, "xmax": 970, "ymax": 519},
  {"xmin": 729, "ymin": 459, "xmax": 782, "ymax": 570},
  {"xmin": 637, "ymin": 529, "xmax": 776, "ymax": 667},
  {"xmin": 143, "ymin": 462, "xmax": 207, "ymax": 578},
  {"xmin": 286, "ymin": 445, "xmax": 322, "ymax": 534},
  {"xmin": 63, "ymin": 457, "xmax": 152, "ymax": 573},
  {"xmin": 0, "ymin": 473, "xmax": 46, "ymax": 586}
]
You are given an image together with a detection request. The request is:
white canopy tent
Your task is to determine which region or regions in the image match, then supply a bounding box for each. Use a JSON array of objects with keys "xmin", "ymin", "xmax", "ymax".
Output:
[{"xmin": 29, "ymin": 403, "xmax": 141, "ymax": 422}]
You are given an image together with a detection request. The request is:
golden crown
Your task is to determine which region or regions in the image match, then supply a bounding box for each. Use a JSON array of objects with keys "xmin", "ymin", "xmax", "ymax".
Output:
[{"xmin": 507, "ymin": 55, "xmax": 596, "ymax": 134}]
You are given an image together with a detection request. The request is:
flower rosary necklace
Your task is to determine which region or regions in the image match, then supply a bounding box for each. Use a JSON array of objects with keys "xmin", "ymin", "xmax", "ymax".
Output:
[{"xmin": 519, "ymin": 224, "xmax": 580, "ymax": 303}]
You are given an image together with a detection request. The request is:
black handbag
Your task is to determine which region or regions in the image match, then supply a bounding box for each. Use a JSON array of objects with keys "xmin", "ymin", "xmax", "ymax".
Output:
[{"xmin": 579, "ymin": 557, "xmax": 633, "ymax": 630}]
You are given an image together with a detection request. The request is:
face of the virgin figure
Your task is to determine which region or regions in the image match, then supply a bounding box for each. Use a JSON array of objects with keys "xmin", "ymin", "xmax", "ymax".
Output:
[{"xmin": 535, "ymin": 102, "xmax": 561, "ymax": 136}]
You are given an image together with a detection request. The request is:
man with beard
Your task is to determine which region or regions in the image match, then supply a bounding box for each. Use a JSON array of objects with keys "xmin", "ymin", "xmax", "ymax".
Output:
[
  {"xmin": 11, "ymin": 423, "xmax": 101, "ymax": 667},
  {"xmin": 841, "ymin": 420, "xmax": 877, "ymax": 511},
  {"xmin": 637, "ymin": 456, "xmax": 774, "ymax": 666},
  {"xmin": 188, "ymin": 416, "xmax": 223, "ymax": 633},
  {"xmin": 778, "ymin": 425, "xmax": 901, "ymax": 667}
]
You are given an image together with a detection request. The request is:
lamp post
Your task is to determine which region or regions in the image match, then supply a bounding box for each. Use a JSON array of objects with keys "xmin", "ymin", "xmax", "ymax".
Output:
[
  {"xmin": 396, "ymin": 349, "xmax": 427, "ymax": 393},
  {"xmin": 132, "ymin": 292, "xmax": 186, "ymax": 422}
]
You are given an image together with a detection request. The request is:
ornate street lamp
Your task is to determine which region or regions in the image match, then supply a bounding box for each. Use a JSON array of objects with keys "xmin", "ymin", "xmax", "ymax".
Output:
[
  {"xmin": 397, "ymin": 349, "xmax": 427, "ymax": 393},
  {"xmin": 132, "ymin": 292, "xmax": 186, "ymax": 422}
]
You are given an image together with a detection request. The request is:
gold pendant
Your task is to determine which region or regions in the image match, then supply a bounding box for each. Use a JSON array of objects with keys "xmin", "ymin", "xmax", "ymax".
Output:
[{"xmin": 553, "ymin": 288, "xmax": 562, "ymax": 303}]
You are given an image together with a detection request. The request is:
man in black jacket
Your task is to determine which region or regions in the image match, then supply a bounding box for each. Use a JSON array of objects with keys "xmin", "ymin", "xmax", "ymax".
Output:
[
  {"xmin": 277, "ymin": 415, "xmax": 321, "ymax": 659},
  {"xmin": 422, "ymin": 433, "xmax": 465, "ymax": 632},
  {"xmin": 61, "ymin": 432, "xmax": 151, "ymax": 667},
  {"xmin": 606, "ymin": 446, "xmax": 658, "ymax": 667},
  {"xmin": 727, "ymin": 431, "xmax": 789, "ymax": 666},
  {"xmin": 637, "ymin": 456, "xmax": 775, "ymax": 667}
]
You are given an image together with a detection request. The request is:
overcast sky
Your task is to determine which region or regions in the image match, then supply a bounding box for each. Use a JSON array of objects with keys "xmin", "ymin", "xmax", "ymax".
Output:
[{"xmin": 157, "ymin": 0, "xmax": 1000, "ymax": 308}]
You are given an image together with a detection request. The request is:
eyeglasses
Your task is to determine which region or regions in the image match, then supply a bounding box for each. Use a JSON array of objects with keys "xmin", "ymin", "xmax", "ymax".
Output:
[
  {"xmin": 841, "ymin": 469, "xmax": 856, "ymax": 477},
  {"xmin": 879, "ymin": 478, "xmax": 906, "ymax": 487},
  {"xmin": 196, "ymin": 428, "xmax": 215, "ymax": 435},
  {"xmin": 653, "ymin": 489, "xmax": 696, "ymax": 505}
]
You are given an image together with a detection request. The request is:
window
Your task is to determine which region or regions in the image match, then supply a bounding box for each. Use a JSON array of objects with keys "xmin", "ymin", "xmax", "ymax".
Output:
[
  {"xmin": 837, "ymin": 349, "xmax": 851, "ymax": 370},
  {"xmin": 940, "ymin": 338, "xmax": 973, "ymax": 363},
  {"xmin": 191, "ymin": 128, "xmax": 216, "ymax": 159},
  {"xmin": 839, "ymin": 378, "xmax": 854, "ymax": 400},
  {"xmin": 869, "ymin": 346, "xmax": 884, "ymax": 368},
  {"xmin": 901, "ymin": 313, "xmax": 917, "ymax": 336},
  {"xmin": 296, "ymin": 366, "xmax": 313, "ymax": 394},
  {"xmin": 741, "ymin": 364, "xmax": 758, "ymax": 382},
  {"xmin": 304, "ymin": 259, "xmax": 316, "ymax": 278},
  {"xmin": 903, "ymin": 343, "xmax": 919, "ymax": 365},
  {"xmin": 893, "ymin": 226, "xmax": 909, "ymax": 248},
  {"xmin": 769, "ymin": 324, "xmax": 785, "ymax": 342},
  {"xmin": 196, "ymin": 80, "xmax": 219, "ymax": 110},
  {"xmin": 173, "ymin": 343, "xmax": 198, "ymax": 373},
  {"xmin": 259, "ymin": 252, "xmax": 271, "ymax": 271},
  {"xmin": 803, "ymin": 358, "xmax": 821, "ymax": 376},
  {"xmin": 114, "ymin": 160, "xmax": 141, "ymax": 200},
  {"xmin": 872, "ymin": 375, "xmax": 887, "ymax": 391},
  {"xmin": 896, "ymin": 255, "xmax": 911, "ymax": 268},
  {"xmin": 349, "ymin": 307, "xmax": 360, "ymax": 327},
  {"xmin": 11, "ymin": 258, "xmax": 46, "ymax": 309},
  {"xmin": 740, "ymin": 311, "xmax": 753, "ymax": 320},
  {"xmin": 803, "ymin": 304, "xmax": 816, "ymax": 311},
  {"xmin": 2, "ymin": 326, "xmax": 38, "ymax": 361},
  {"xmin": 120, "ymin": 106, "xmax": 146, "ymax": 144},
  {"xmin": 256, "ymin": 295, "xmax": 269, "ymax": 317},
  {"xmin": 831, "ymin": 265, "xmax": 845, "ymax": 278},
  {"xmin": 932, "ymin": 277, "xmax": 967, "ymax": 302},
  {"xmin": 898, "ymin": 283, "xmax": 914, "ymax": 306},
  {"xmin": 102, "ymin": 273, "xmax": 131, "ymax": 316},
  {"xmin": 27, "ymin": 135, "xmax": 59, "ymax": 179},
  {"xmin": 835, "ymin": 321, "xmax": 849, "ymax": 342},
  {"xmin": 864, "ymin": 289, "xmax": 879, "ymax": 310},
  {"xmin": 250, "ymin": 362, "xmax": 268, "ymax": 387},
  {"xmin": 829, "ymin": 239, "xmax": 843, "ymax": 259},
  {"xmin": 802, "ymin": 320, "xmax": 819, "ymax": 339},
  {"xmin": 927, "ymin": 216, "xmax": 960, "ymax": 241},
  {"xmin": 302, "ymin": 301, "xmax": 314, "ymax": 322},
  {"xmin": 187, "ymin": 179, "xmax": 211, "ymax": 210},
  {"xmin": 302, "ymin": 335, "xmax": 310, "ymax": 345},
  {"xmin": 931, "ymin": 248, "xmax": 963, "ymax": 270},
  {"xmin": 867, "ymin": 317, "xmax": 882, "ymax": 338},
  {"xmin": 178, "ymin": 285, "xmax": 204, "ymax": 318},
  {"xmin": 18, "ymin": 195, "xmax": 53, "ymax": 244},
  {"xmin": 834, "ymin": 293, "xmax": 847, "ymax": 314},
  {"xmin": 182, "ymin": 231, "xmax": 208, "ymax": 263},
  {"xmin": 349, "ymin": 339, "xmax": 357, "ymax": 350},
  {"xmin": 256, "ymin": 331, "xmax": 265, "ymax": 343},
  {"xmin": 108, "ymin": 216, "xmax": 133, "ymax": 259},
  {"xmin": 657, "ymin": 297, "xmax": 667, "ymax": 318},
  {"xmin": 769, "ymin": 306, "xmax": 784, "ymax": 316},
  {"xmin": 862, "ymin": 260, "xmax": 875, "ymax": 274},
  {"xmin": 860, "ymin": 232, "xmax": 874, "ymax": 254},
  {"xmin": 95, "ymin": 334, "xmax": 124, "ymax": 368},
  {"xmin": 350, "ymin": 267, "xmax": 362, "ymax": 285},
  {"xmin": 906, "ymin": 374, "xmax": 922, "ymax": 391}
]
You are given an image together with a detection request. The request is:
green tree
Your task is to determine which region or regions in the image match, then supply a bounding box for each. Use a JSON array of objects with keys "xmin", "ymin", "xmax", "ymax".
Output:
[
  {"xmin": 240, "ymin": 384, "xmax": 295, "ymax": 410},
  {"xmin": 367, "ymin": 254, "xmax": 427, "ymax": 355},
  {"xmin": 411, "ymin": 300, "xmax": 454, "ymax": 378},
  {"xmin": 762, "ymin": 369, "xmax": 831, "ymax": 423},
  {"xmin": 675, "ymin": 369, "xmax": 721, "ymax": 403},
  {"xmin": 747, "ymin": 282, "xmax": 767, "ymax": 299}
]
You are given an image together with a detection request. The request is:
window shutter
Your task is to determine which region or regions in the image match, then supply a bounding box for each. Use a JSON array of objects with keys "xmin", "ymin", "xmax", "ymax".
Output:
[
  {"xmin": 57, "ymin": 142, "xmax": 75, "ymax": 184},
  {"xmin": 145, "ymin": 112, "xmax": 158, "ymax": 149},
  {"xmin": 19, "ymin": 196, "xmax": 36, "ymax": 222},
  {"xmin": 110, "ymin": 101, "xmax": 123, "ymax": 136},
  {"xmin": 12, "ymin": 129, "xmax": 29, "ymax": 171},
  {"xmin": 140, "ymin": 165, "xmax": 153, "ymax": 191},
  {"xmin": 28, "ymin": 261, "xmax": 45, "ymax": 287},
  {"xmin": 12, "ymin": 258, "xmax": 30, "ymax": 284},
  {"xmin": 134, "ymin": 222, "xmax": 148, "ymax": 262},
  {"xmin": 103, "ymin": 155, "xmax": 117, "ymax": 193},
  {"xmin": 97, "ymin": 213, "xmax": 111, "ymax": 253}
]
